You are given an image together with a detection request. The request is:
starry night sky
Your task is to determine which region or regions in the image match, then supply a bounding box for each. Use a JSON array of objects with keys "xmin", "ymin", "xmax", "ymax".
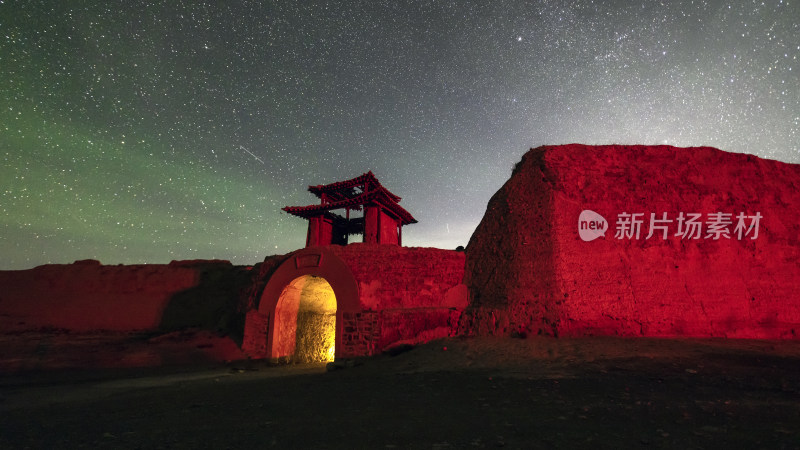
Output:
[{"xmin": 2, "ymin": 1, "xmax": 798, "ymax": 269}]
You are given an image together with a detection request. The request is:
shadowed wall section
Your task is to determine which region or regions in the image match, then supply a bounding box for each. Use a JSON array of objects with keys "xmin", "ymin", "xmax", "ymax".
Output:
[
  {"xmin": 459, "ymin": 150, "xmax": 559, "ymax": 337},
  {"xmin": 0, "ymin": 260, "xmax": 218, "ymax": 332},
  {"xmin": 0, "ymin": 259, "xmax": 255, "ymax": 372}
]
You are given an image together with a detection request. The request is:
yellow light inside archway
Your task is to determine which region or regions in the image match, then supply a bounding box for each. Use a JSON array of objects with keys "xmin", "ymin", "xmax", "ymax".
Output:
[
  {"xmin": 293, "ymin": 276, "xmax": 337, "ymax": 363},
  {"xmin": 327, "ymin": 343, "xmax": 336, "ymax": 362}
]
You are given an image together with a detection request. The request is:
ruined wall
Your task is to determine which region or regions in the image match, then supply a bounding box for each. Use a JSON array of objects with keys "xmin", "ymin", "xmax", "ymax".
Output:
[
  {"xmin": 0, "ymin": 259, "xmax": 251, "ymax": 333},
  {"xmin": 1, "ymin": 245, "xmax": 466, "ymax": 364},
  {"xmin": 462, "ymin": 144, "xmax": 800, "ymax": 339},
  {"xmin": 341, "ymin": 311, "xmax": 381, "ymax": 357},
  {"xmin": 242, "ymin": 244, "xmax": 467, "ymax": 359},
  {"xmin": 329, "ymin": 244, "xmax": 468, "ymax": 353}
]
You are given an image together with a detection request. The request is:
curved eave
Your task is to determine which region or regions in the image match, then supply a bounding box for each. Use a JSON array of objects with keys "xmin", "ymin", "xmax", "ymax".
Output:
[
  {"xmin": 307, "ymin": 171, "xmax": 402, "ymax": 203},
  {"xmin": 283, "ymin": 197, "xmax": 417, "ymax": 226}
]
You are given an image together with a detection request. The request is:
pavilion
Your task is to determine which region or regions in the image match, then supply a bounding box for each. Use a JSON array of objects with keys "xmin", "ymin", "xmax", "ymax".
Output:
[{"xmin": 283, "ymin": 171, "xmax": 417, "ymax": 246}]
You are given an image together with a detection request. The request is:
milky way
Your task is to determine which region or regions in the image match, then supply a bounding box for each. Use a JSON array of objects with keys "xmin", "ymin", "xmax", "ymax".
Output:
[{"xmin": 2, "ymin": 0, "xmax": 798, "ymax": 269}]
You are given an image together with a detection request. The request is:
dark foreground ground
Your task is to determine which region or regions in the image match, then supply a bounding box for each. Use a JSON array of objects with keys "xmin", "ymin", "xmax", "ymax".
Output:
[{"xmin": 2, "ymin": 336, "xmax": 800, "ymax": 449}]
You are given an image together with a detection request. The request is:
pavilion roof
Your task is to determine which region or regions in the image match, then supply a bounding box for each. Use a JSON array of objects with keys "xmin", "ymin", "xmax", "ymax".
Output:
[
  {"xmin": 283, "ymin": 172, "xmax": 417, "ymax": 225},
  {"xmin": 307, "ymin": 171, "xmax": 402, "ymax": 203}
]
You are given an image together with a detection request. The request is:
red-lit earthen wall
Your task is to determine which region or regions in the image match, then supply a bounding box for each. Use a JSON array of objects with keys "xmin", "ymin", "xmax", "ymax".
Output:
[
  {"xmin": 0, "ymin": 259, "xmax": 252, "ymax": 333},
  {"xmin": 328, "ymin": 244, "xmax": 467, "ymax": 354},
  {"xmin": 461, "ymin": 144, "xmax": 800, "ymax": 339},
  {"xmin": 0, "ymin": 260, "xmax": 198, "ymax": 332},
  {"xmin": 1, "ymin": 247, "xmax": 465, "ymax": 362},
  {"xmin": 243, "ymin": 244, "xmax": 467, "ymax": 359}
]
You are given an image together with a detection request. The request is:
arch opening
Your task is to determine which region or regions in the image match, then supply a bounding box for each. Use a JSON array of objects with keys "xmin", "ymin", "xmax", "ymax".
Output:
[{"xmin": 274, "ymin": 275, "xmax": 337, "ymax": 363}]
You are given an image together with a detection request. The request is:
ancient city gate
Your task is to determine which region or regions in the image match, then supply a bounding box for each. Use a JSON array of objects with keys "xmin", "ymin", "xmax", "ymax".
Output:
[
  {"xmin": 243, "ymin": 172, "xmax": 466, "ymax": 361},
  {"xmin": 242, "ymin": 245, "xmax": 468, "ymax": 362},
  {"xmin": 242, "ymin": 246, "xmax": 361, "ymax": 362}
]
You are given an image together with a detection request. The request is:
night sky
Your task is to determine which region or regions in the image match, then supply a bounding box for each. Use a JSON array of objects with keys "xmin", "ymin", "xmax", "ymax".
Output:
[{"xmin": 2, "ymin": 1, "xmax": 798, "ymax": 269}]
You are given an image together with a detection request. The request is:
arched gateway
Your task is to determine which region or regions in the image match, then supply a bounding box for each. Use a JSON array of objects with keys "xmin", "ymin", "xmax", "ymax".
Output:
[
  {"xmin": 242, "ymin": 244, "xmax": 468, "ymax": 361},
  {"xmin": 242, "ymin": 246, "xmax": 360, "ymax": 361},
  {"xmin": 241, "ymin": 171, "xmax": 467, "ymax": 361}
]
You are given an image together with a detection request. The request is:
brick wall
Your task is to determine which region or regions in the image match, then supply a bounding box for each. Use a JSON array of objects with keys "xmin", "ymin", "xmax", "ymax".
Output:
[
  {"xmin": 329, "ymin": 245, "xmax": 467, "ymax": 353},
  {"xmin": 340, "ymin": 311, "xmax": 380, "ymax": 357}
]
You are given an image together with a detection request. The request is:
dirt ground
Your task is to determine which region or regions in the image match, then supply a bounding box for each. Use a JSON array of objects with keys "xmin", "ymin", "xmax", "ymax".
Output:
[{"xmin": 2, "ymin": 335, "xmax": 800, "ymax": 449}]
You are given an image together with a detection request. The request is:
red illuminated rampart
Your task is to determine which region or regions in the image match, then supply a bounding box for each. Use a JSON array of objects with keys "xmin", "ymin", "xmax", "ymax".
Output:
[
  {"xmin": 461, "ymin": 145, "xmax": 800, "ymax": 339},
  {"xmin": 243, "ymin": 244, "xmax": 467, "ymax": 360}
]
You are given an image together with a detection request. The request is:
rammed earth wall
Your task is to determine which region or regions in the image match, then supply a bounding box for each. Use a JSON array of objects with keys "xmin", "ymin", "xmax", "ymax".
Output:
[
  {"xmin": 461, "ymin": 145, "xmax": 800, "ymax": 339},
  {"xmin": 243, "ymin": 244, "xmax": 468, "ymax": 359},
  {"xmin": 328, "ymin": 245, "xmax": 468, "ymax": 355},
  {"xmin": 0, "ymin": 259, "xmax": 248, "ymax": 332}
]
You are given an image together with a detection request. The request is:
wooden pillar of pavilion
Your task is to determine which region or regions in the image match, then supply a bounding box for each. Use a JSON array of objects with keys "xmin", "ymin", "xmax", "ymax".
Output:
[{"xmin": 306, "ymin": 215, "xmax": 334, "ymax": 247}]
